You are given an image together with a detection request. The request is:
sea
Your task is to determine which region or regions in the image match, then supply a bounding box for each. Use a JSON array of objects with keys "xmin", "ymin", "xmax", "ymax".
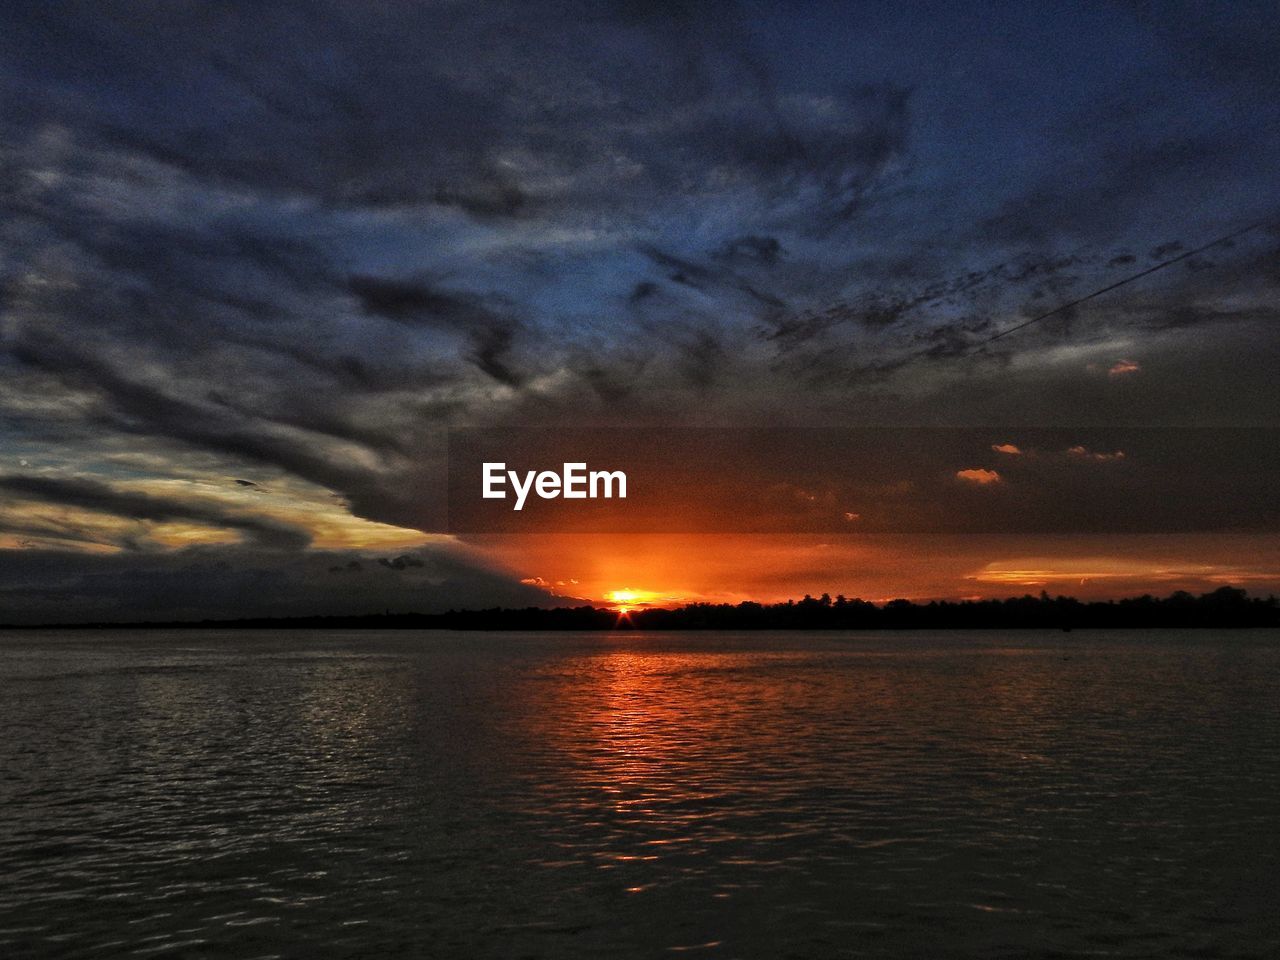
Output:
[{"xmin": 2, "ymin": 630, "xmax": 1278, "ymax": 959}]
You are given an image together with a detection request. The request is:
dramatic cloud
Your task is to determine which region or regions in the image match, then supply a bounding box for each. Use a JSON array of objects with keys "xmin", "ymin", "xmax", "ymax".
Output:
[{"xmin": 0, "ymin": 474, "xmax": 312, "ymax": 550}]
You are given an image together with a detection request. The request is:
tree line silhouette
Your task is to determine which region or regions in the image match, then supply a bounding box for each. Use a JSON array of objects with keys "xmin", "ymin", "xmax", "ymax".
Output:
[
  {"xmin": 421, "ymin": 586, "xmax": 1278, "ymax": 630},
  {"xmin": 13, "ymin": 586, "xmax": 1278, "ymax": 630}
]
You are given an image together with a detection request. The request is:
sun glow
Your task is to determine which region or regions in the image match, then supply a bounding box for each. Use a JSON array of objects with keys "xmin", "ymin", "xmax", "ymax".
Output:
[{"xmin": 603, "ymin": 587, "xmax": 663, "ymax": 612}]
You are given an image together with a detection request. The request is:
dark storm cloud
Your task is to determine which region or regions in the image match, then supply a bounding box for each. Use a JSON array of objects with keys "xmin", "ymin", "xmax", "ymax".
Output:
[
  {"xmin": 0, "ymin": 1, "xmax": 908, "ymax": 219},
  {"xmin": 1, "ymin": 0, "xmax": 1279, "ymax": 562},
  {"xmin": 349, "ymin": 276, "xmax": 525, "ymax": 387},
  {"xmin": 6, "ymin": 330, "xmax": 407, "ymax": 506},
  {"xmin": 0, "ymin": 474, "xmax": 312, "ymax": 549},
  {"xmin": 0, "ymin": 2, "xmax": 512, "ymax": 208},
  {"xmin": 0, "ymin": 545, "xmax": 556, "ymax": 625}
]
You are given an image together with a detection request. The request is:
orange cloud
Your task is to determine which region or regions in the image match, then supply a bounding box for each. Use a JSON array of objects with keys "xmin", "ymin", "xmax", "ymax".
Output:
[
  {"xmin": 956, "ymin": 468, "xmax": 1000, "ymax": 485},
  {"xmin": 1108, "ymin": 358, "xmax": 1141, "ymax": 377},
  {"xmin": 991, "ymin": 443, "xmax": 1021, "ymax": 455},
  {"xmin": 973, "ymin": 557, "xmax": 1280, "ymax": 589}
]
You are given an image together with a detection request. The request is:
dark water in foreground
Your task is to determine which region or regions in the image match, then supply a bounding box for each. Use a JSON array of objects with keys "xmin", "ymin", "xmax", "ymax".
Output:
[{"xmin": 2, "ymin": 631, "xmax": 1279, "ymax": 959}]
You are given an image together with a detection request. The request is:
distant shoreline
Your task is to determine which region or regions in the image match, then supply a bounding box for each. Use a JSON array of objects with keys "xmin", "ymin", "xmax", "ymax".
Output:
[{"xmin": 4, "ymin": 587, "xmax": 1276, "ymax": 631}]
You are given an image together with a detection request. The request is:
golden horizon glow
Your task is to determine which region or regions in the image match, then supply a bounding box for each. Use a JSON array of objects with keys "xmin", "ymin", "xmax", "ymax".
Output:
[
  {"xmin": 603, "ymin": 587, "xmax": 669, "ymax": 612},
  {"xmin": 473, "ymin": 533, "xmax": 1280, "ymax": 608}
]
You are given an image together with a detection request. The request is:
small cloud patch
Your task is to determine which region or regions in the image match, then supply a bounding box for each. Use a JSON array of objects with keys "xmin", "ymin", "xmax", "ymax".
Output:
[
  {"xmin": 1108, "ymin": 359, "xmax": 1141, "ymax": 377},
  {"xmin": 956, "ymin": 468, "xmax": 1001, "ymax": 485},
  {"xmin": 991, "ymin": 443, "xmax": 1021, "ymax": 455},
  {"xmin": 1068, "ymin": 446, "xmax": 1125, "ymax": 461},
  {"xmin": 328, "ymin": 560, "xmax": 364, "ymax": 574},
  {"xmin": 378, "ymin": 554, "xmax": 425, "ymax": 570}
]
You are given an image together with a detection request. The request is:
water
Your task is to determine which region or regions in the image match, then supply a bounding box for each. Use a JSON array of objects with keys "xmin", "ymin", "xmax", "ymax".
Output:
[{"xmin": 2, "ymin": 630, "xmax": 1279, "ymax": 959}]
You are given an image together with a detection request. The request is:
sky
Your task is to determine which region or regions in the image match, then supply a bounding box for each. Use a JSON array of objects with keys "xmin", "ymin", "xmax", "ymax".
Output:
[{"xmin": 1, "ymin": 1, "xmax": 1279, "ymax": 622}]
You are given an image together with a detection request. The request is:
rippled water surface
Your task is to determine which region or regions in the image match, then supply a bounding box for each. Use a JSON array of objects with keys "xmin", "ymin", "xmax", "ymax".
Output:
[{"xmin": 2, "ymin": 630, "xmax": 1279, "ymax": 959}]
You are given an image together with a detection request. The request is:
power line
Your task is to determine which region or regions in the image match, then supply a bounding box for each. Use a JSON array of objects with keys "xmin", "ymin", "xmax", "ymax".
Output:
[{"xmin": 975, "ymin": 219, "xmax": 1270, "ymax": 348}]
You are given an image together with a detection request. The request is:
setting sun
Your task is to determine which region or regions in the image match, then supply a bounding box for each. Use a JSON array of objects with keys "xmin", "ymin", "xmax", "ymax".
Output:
[{"xmin": 603, "ymin": 587, "xmax": 663, "ymax": 612}]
